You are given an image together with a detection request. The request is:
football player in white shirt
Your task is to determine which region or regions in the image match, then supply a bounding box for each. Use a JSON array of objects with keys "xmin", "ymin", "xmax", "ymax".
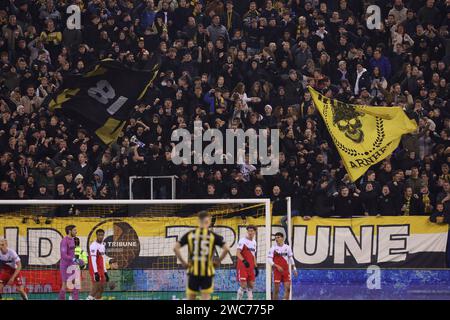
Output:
[
  {"xmin": 236, "ymin": 225, "xmax": 258, "ymax": 300},
  {"xmin": 0, "ymin": 239, "xmax": 28, "ymax": 300},
  {"xmin": 86, "ymin": 229, "xmax": 109, "ymax": 300},
  {"xmin": 268, "ymin": 232, "xmax": 297, "ymax": 300}
]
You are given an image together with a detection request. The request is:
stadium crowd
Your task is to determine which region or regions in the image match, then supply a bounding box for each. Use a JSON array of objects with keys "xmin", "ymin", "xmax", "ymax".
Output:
[{"xmin": 0, "ymin": 0, "xmax": 449, "ymax": 219}]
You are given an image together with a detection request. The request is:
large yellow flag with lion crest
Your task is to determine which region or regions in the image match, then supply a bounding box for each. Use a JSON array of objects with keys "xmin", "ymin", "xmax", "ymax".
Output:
[{"xmin": 308, "ymin": 86, "xmax": 417, "ymax": 181}]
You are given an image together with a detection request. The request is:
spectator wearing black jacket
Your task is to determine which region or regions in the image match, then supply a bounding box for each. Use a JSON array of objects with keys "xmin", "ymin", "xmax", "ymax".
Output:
[
  {"xmin": 313, "ymin": 179, "xmax": 333, "ymax": 217},
  {"xmin": 378, "ymin": 185, "xmax": 399, "ymax": 215},
  {"xmin": 191, "ymin": 167, "xmax": 208, "ymax": 197},
  {"xmin": 333, "ymin": 186, "xmax": 363, "ymax": 217},
  {"xmin": 352, "ymin": 62, "xmax": 371, "ymax": 96},
  {"xmin": 271, "ymin": 185, "xmax": 286, "ymax": 216},
  {"xmin": 429, "ymin": 203, "xmax": 449, "ymax": 224},
  {"xmin": 361, "ymin": 182, "xmax": 378, "ymax": 216},
  {"xmin": 35, "ymin": 184, "xmax": 52, "ymax": 200},
  {"xmin": 400, "ymin": 186, "xmax": 424, "ymax": 215},
  {"xmin": 418, "ymin": 185, "xmax": 436, "ymax": 215},
  {"xmin": 387, "ymin": 170, "xmax": 405, "ymax": 206},
  {"xmin": 0, "ymin": 180, "xmax": 15, "ymax": 199}
]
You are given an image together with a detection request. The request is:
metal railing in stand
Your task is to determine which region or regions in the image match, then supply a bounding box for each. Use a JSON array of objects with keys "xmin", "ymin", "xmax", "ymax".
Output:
[{"xmin": 129, "ymin": 175, "xmax": 178, "ymax": 199}]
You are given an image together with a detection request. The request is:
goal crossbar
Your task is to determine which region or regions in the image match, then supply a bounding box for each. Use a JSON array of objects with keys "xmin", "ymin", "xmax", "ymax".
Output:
[{"xmin": 0, "ymin": 199, "xmax": 270, "ymax": 205}]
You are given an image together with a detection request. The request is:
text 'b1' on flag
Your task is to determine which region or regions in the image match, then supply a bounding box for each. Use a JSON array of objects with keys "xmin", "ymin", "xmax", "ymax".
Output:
[{"xmin": 46, "ymin": 58, "xmax": 159, "ymax": 145}]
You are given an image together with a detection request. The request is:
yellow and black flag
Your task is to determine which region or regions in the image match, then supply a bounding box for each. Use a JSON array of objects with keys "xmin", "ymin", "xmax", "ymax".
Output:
[
  {"xmin": 308, "ymin": 86, "xmax": 417, "ymax": 181},
  {"xmin": 46, "ymin": 58, "xmax": 159, "ymax": 145}
]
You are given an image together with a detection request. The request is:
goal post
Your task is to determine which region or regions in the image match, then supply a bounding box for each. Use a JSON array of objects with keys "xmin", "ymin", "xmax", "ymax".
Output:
[
  {"xmin": 286, "ymin": 196, "xmax": 293, "ymax": 301},
  {"xmin": 0, "ymin": 199, "xmax": 280, "ymax": 300}
]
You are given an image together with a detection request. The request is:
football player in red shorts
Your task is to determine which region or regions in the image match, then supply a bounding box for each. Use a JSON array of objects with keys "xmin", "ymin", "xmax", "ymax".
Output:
[
  {"xmin": 268, "ymin": 232, "xmax": 297, "ymax": 300},
  {"xmin": 87, "ymin": 229, "xmax": 109, "ymax": 300},
  {"xmin": 0, "ymin": 239, "xmax": 28, "ymax": 300},
  {"xmin": 236, "ymin": 225, "xmax": 258, "ymax": 300}
]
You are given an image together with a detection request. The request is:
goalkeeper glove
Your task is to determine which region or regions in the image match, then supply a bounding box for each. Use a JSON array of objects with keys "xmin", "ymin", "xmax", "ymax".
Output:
[
  {"xmin": 104, "ymin": 272, "xmax": 109, "ymax": 282},
  {"xmin": 94, "ymin": 272, "xmax": 100, "ymax": 282},
  {"xmin": 242, "ymin": 259, "xmax": 250, "ymax": 268},
  {"xmin": 254, "ymin": 267, "xmax": 259, "ymax": 278}
]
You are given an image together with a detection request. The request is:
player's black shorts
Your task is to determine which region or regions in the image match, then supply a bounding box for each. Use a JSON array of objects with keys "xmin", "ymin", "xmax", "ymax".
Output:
[{"xmin": 186, "ymin": 275, "xmax": 214, "ymax": 294}]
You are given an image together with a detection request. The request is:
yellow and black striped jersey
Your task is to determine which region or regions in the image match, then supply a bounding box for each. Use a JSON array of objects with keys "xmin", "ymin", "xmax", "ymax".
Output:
[{"xmin": 178, "ymin": 228, "xmax": 225, "ymax": 277}]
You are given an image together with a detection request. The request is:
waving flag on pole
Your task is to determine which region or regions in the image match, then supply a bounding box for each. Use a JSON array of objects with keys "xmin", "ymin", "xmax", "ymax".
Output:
[
  {"xmin": 46, "ymin": 58, "xmax": 160, "ymax": 145},
  {"xmin": 308, "ymin": 86, "xmax": 417, "ymax": 181}
]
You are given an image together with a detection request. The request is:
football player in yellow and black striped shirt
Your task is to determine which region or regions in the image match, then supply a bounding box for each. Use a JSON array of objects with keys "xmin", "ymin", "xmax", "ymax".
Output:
[{"xmin": 173, "ymin": 211, "xmax": 229, "ymax": 300}]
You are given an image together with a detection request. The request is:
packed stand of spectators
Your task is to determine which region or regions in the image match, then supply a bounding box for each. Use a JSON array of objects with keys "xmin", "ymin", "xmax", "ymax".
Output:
[{"xmin": 0, "ymin": 0, "xmax": 449, "ymax": 219}]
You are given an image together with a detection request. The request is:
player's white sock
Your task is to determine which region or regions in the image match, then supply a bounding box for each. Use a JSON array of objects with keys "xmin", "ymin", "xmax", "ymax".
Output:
[
  {"xmin": 86, "ymin": 295, "xmax": 95, "ymax": 300},
  {"xmin": 247, "ymin": 289, "xmax": 253, "ymax": 300},
  {"xmin": 237, "ymin": 287, "xmax": 246, "ymax": 300}
]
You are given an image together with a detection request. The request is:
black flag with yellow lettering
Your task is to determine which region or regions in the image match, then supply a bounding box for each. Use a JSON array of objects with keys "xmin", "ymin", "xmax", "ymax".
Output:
[
  {"xmin": 308, "ymin": 86, "xmax": 417, "ymax": 181},
  {"xmin": 46, "ymin": 58, "xmax": 159, "ymax": 145}
]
